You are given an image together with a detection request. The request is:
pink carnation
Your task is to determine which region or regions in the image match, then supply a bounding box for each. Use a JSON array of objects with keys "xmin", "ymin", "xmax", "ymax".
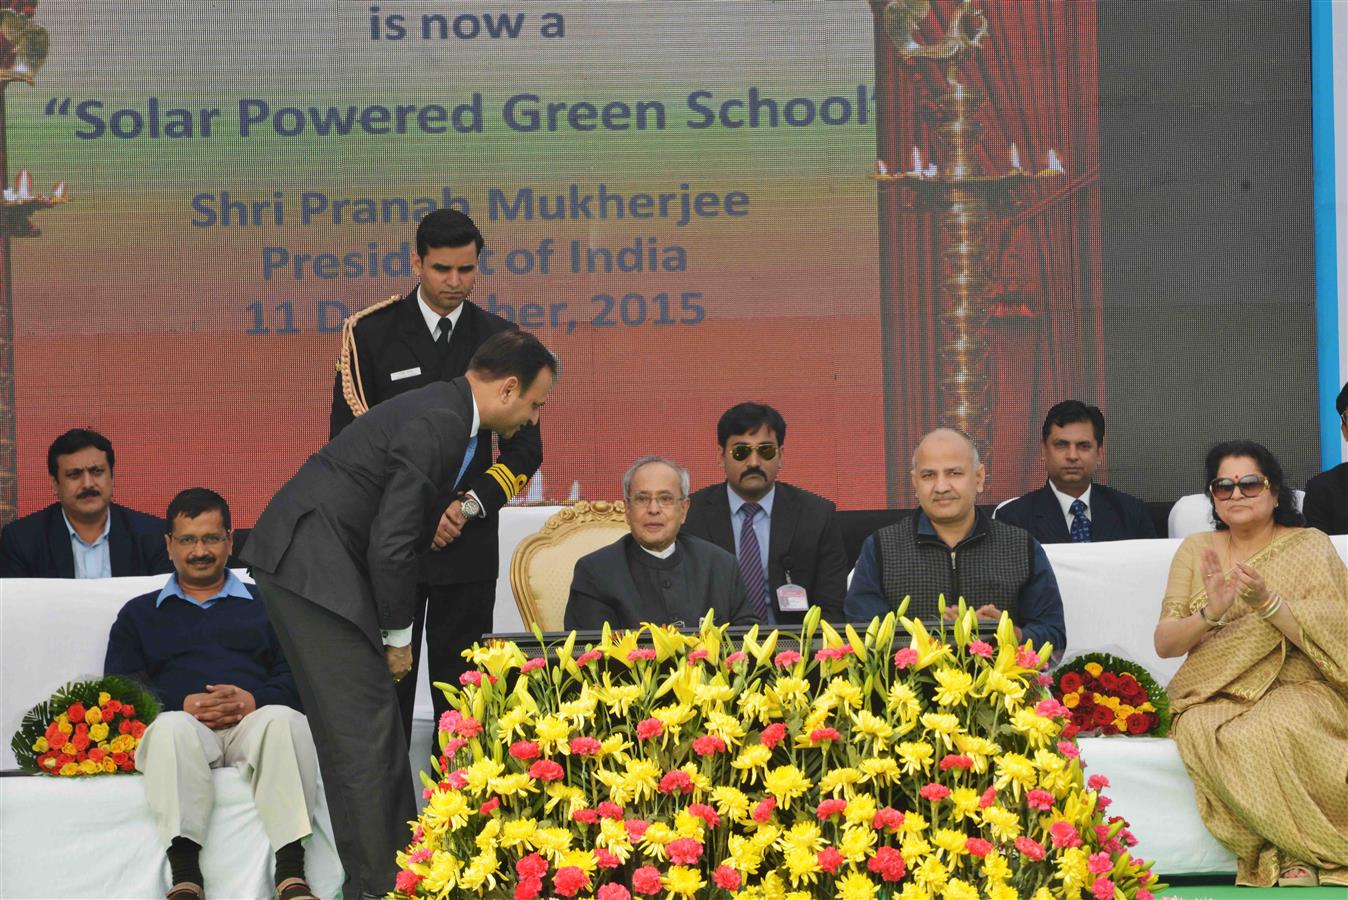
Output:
[
  {"xmin": 712, "ymin": 866, "xmax": 741, "ymax": 890},
  {"xmin": 724, "ymin": 651, "xmax": 747, "ymax": 668},
  {"xmin": 979, "ymin": 786, "xmax": 998, "ymax": 808},
  {"xmin": 572, "ymin": 807, "xmax": 598, "ymax": 824},
  {"xmin": 688, "ymin": 803, "xmax": 720, "ymax": 828},
  {"xmin": 817, "ymin": 847, "xmax": 844, "ymax": 874},
  {"xmin": 919, "ymin": 782, "xmax": 951, "ymax": 802},
  {"xmin": 692, "ymin": 734, "xmax": 726, "ymax": 756},
  {"xmin": 939, "ymin": 753, "xmax": 973, "ymax": 771},
  {"xmin": 1026, "ymin": 789, "xmax": 1055, "ymax": 810},
  {"xmin": 597, "ymin": 885, "xmax": 631, "ymax": 900},
  {"xmin": 395, "ymin": 870, "xmax": 422, "ymax": 893},
  {"xmin": 760, "ymin": 723, "xmax": 788, "ymax": 749},
  {"xmin": 510, "ymin": 740, "xmax": 541, "ymax": 760},
  {"xmin": 453, "ymin": 715, "xmax": 483, "ymax": 738},
  {"xmin": 479, "ymin": 796, "xmax": 499, "ymax": 815},
  {"xmin": 968, "ymin": 639, "xmax": 994, "ymax": 658},
  {"xmin": 752, "ymin": 796, "xmax": 776, "ymax": 823},
  {"xmin": 445, "ymin": 768, "xmax": 468, "ymax": 789},
  {"xmin": 774, "ymin": 650, "xmax": 802, "ymax": 668},
  {"xmin": 893, "ymin": 647, "xmax": 919, "ymax": 669},
  {"xmin": 688, "ymin": 648, "xmax": 709, "ymax": 663},
  {"xmin": 1015, "ymin": 836, "xmax": 1046, "ymax": 861},
  {"xmin": 1035, "ymin": 698, "xmax": 1070, "ymax": 719},
  {"xmin": 636, "ymin": 718, "xmax": 663, "ymax": 741},
  {"xmin": 594, "ymin": 848, "xmax": 621, "ymax": 869},
  {"xmin": 516, "ymin": 853, "xmax": 549, "ymax": 879},
  {"xmin": 438, "ymin": 710, "xmax": 461, "ymax": 733},
  {"xmin": 1087, "ymin": 851, "xmax": 1113, "ymax": 875},
  {"xmin": 658, "ymin": 769, "xmax": 693, "ymax": 795},
  {"xmin": 665, "ymin": 838, "xmax": 703, "ymax": 865},
  {"xmin": 872, "ymin": 807, "xmax": 905, "ymax": 830},
  {"xmin": 1057, "ymin": 740, "xmax": 1080, "ymax": 759},
  {"xmin": 569, "ymin": 736, "xmax": 602, "ymax": 756},
  {"xmin": 625, "ymin": 818, "xmax": 649, "ymax": 840},
  {"xmin": 1088, "ymin": 773, "xmax": 1111, "ymax": 791},
  {"xmin": 443, "ymin": 737, "xmax": 468, "ymax": 756},
  {"xmin": 965, "ymin": 837, "xmax": 993, "ymax": 857},
  {"xmin": 577, "ymin": 649, "xmax": 602, "ymax": 666},
  {"xmin": 1091, "ymin": 877, "xmax": 1117, "ymax": 900},
  {"xmin": 408, "ymin": 848, "xmax": 432, "ymax": 864},
  {"xmin": 816, "ymin": 798, "xmax": 847, "ymax": 819},
  {"xmin": 514, "ymin": 877, "xmax": 541, "ymax": 900},
  {"xmin": 815, "ymin": 644, "xmax": 854, "ymax": 661},
  {"xmin": 1049, "ymin": 820, "xmax": 1082, "ymax": 848},
  {"xmin": 627, "ymin": 647, "xmax": 657, "ymax": 662},
  {"xmin": 552, "ymin": 865, "xmax": 589, "ymax": 897},
  {"xmin": 630, "ymin": 866, "xmax": 662, "ymax": 895},
  {"xmin": 529, "ymin": 759, "xmax": 565, "ymax": 782},
  {"xmin": 1017, "ymin": 646, "xmax": 1042, "ymax": 669},
  {"xmin": 809, "ymin": 727, "xmax": 842, "ymax": 744},
  {"xmin": 597, "ymin": 801, "xmax": 624, "ymax": 819},
  {"xmin": 458, "ymin": 671, "xmax": 484, "ymax": 686},
  {"xmin": 521, "ymin": 657, "xmax": 547, "ymax": 673},
  {"xmin": 867, "ymin": 846, "xmax": 906, "ymax": 882}
]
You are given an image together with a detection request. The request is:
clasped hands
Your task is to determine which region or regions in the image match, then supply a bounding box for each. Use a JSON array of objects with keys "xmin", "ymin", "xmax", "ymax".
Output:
[
  {"xmin": 182, "ymin": 684, "xmax": 257, "ymax": 731},
  {"xmin": 430, "ymin": 498, "xmax": 469, "ymax": 550},
  {"xmin": 943, "ymin": 603, "xmax": 1023, "ymax": 641},
  {"xmin": 1199, "ymin": 547, "xmax": 1269, "ymax": 621}
]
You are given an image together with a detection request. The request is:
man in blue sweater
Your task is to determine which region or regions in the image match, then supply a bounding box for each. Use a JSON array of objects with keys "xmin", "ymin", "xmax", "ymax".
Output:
[{"xmin": 105, "ymin": 488, "xmax": 317, "ymax": 900}]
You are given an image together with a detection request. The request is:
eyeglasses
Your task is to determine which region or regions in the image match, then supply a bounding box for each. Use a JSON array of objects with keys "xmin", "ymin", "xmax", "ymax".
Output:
[
  {"xmin": 628, "ymin": 492, "xmax": 684, "ymax": 509},
  {"xmin": 1207, "ymin": 475, "xmax": 1270, "ymax": 501},
  {"xmin": 728, "ymin": 442, "xmax": 779, "ymax": 462},
  {"xmin": 171, "ymin": 533, "xmax": 229, "ymax": 547}
]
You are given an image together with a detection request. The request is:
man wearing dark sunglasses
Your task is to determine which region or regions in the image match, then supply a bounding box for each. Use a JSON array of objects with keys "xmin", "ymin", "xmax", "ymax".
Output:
[
  {"xmin": 1302, "ymin": 381, "xmax": 1348, "ymax": 536},
  {"xmin": 683, "ymin": 402, "xmax": 848, "ymax": 624},
  {"xmin": 994, "ymin": 401, "xmax": 1155, "ymax": 544}
]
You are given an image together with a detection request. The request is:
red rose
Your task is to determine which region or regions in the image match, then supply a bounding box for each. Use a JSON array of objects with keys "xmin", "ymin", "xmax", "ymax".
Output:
[
  {"xmin": 1059, "ymin": 672, "xmax": 1084, "ymax": 693},
  {"xmin": 1126, "ymin": 713, "xmax": 1149, "ymax": 735},
  {"xmin": 66, "ymin": 703, "xmax": 86, "ymax": 724},
  {"xmin": 1090, "ymin": 706, "xmax": 1114, "ymax": 727},
  {"xmin": 119, "ymin": 720, "xmax": 132, "ymax": 735},
  {"xmin": 71, "ymin": 732, "xmax": 91, "ymax": 752},
  {"xmin": 87, "ymin": 747, "xmax": 106, "ymax": 763},
  {"xmin": 121, "ymin": 705, "xmax": 135, "ymax": 717},
  {"xmin": 1099, "ymin": 673, "xmax": 1120, "ymax": 693},
  {"xmin": 129, "ymin": 721, "xmax": 146, "ymax": 739},
  {"xmin": 112, "ymin": 751, "xmax": 129, "ymax": 768},
  {"xmin": 104, "ymin": 699, "xmax": 123, "ymax": 715},
  {"xmin": 1100, "ymin": 723, "xmax": 1119, "ymax": 736},
  {"xmin": 48, "ymin": 731, "xmax": 67, "ymax": 750}
]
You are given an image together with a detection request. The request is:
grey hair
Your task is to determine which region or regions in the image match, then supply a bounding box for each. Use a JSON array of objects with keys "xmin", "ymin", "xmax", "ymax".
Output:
[
  {"xmin": 622, "ymin": 455, "xmax": 690, "ymax": 499},
  {"xmin": 911, "ymin": 427, "xmax": 981, "ymax": 470}
]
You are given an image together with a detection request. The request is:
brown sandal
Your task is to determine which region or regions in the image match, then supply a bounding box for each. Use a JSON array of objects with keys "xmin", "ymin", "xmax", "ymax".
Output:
[
  {"xmin": 274, "ymin": 876, "xmax": 318, "ymax": 900},
  {"xmin": 167, "ymin": 883, "xmax": 204, "ymax": 900}
]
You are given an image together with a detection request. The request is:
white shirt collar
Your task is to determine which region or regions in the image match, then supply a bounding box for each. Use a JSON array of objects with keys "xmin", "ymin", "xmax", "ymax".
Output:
[
  {"xmin": 1048, "ymin": 480, "xmax": 1092, "ymax": 520},
  {"xmin": 727, "ymin": 483, "xmax": 776, "ymax": 518},
  {"xmin": 416, "ymin": 287, "xmax": 465, "ymax": 340},
  {"xmin": 61, "ymin": 508, "xmax": 110, "ymax": 547},
  {"xmin": 640, "ymin": 541, "xmax": 678, "ymax": 560}
]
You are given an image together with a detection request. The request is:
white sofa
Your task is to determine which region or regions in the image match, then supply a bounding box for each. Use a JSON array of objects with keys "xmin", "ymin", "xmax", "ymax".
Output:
[{"xmin": 2, "ymin": 510, "xmax": 1344, "ymax": 894}]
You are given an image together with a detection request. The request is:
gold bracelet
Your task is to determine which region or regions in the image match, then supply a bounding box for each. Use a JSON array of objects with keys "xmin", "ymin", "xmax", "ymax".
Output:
[
  {"xmin": 1198, "ymin": 605, "xmax": 1224, "ymax": 627},
  {"xmin": 1258, "ymin": 593, "xmax": 1284, "ymax": 620},
  {"xmin": 1247, "ymin": 592, "xmax": 1276, "ymax": 617}
]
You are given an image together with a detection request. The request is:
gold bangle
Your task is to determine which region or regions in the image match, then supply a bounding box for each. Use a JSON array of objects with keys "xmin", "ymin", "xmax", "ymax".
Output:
[
  {"xmin": 1198, "ymin": 605, "xmax": 1224, "ymax": 627},
  {"xmin": 1258, "ymin": 593, "xmax": 1284, "ymax": 620}
]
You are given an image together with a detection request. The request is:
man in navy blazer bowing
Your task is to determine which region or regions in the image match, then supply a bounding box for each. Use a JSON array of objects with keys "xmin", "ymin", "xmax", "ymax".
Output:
[
  {"xmin": 994, "ymin": 400, "xmax": 1155, "ymax": 543},
  {"xmin": 243, "ymin": 331, "xmax": 556, "ymax": 900}
]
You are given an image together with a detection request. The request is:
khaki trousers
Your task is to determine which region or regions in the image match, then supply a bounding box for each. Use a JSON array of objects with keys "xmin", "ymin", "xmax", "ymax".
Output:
[{"xmin": 135, "ymin": 705, "xmax": 318, "ymax": 852}]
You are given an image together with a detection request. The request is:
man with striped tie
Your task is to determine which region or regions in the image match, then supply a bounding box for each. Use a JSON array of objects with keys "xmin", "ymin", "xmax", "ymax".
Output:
[{"xmin": 563, "ymin": 455, "xmax": 763, "ymax": 630}]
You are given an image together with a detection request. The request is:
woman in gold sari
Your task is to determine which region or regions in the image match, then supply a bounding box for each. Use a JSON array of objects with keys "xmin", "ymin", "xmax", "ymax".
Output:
[{"xmin": 1155, "ymin": 440, "xmax": 1348, "ymax": 888}]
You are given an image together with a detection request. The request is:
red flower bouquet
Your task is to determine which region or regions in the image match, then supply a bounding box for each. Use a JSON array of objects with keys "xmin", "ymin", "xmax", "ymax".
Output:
[
  {"xmin": 10, "ymin": 676, "xmax": 160, "ymax": 776},
  {"xmin": 1051, "ymin": 653, "xmax": 1170, "ymax": 739}
]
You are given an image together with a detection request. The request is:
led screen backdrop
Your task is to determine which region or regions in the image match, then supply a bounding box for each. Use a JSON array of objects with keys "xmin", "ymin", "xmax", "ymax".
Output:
[{"xmin": 0, "ymin": 0, "xmax": 1321, "ymax": 526}]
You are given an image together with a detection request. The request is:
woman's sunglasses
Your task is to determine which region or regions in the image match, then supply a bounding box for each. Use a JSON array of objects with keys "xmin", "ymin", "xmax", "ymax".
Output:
[
  {"xmin": 1207, "ymin": 475, "xmax": 1270, "ymax": 501},
  {"xmin": 728, "ymin": 442, "xmax": 779, "ymax": 462}
]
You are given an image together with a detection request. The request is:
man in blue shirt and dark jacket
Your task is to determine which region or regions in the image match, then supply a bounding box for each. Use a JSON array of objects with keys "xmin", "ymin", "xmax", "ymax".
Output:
[{"xmin": 105, "ymin": 488, "xmax": 317, "ymax": 900}]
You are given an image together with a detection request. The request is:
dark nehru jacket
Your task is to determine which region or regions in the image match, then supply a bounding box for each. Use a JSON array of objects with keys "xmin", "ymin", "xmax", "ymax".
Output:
[
  {"xmin": 564, "ymin": 534, "xmax": 762, "ymax": 630},
  {"xmin": 0, "ymin": 502, "xmax": 170, "ymax": 578},
  {"xmin": 331, "ymin": 290, "xmax": 542, "ymax": 583}
]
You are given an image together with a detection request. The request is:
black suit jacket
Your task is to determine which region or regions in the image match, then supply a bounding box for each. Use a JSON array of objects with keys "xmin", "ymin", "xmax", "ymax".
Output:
[
  {"xmin": 330, "ymin": 290, "xmax": 542, "ymax": 584},
  {"xmin": 1303, "ymin": 462, "xmax": 1348, "ymax": 535},
  {"xmin": 0, "ymin": 502, "xmax": 171, "ymax": 578},
  {"xmin": 564, "ymin": 534, "xmax": 761, "ymax": 630},
  {"xmin": 245, "ymin": 379, "xmax": 477, "ymax": 649},
  {"xmin": 682, "ymin": 481, "xmax": 848, "ymax": 623},
  {"xmin": 994, "ymin": 481, "xmax": 1156, "ymax": 544}
]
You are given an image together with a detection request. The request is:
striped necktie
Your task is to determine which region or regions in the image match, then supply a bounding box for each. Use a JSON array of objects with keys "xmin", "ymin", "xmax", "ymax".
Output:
[{"xmin": 738, "ymin": 503, "xmax": 771, "ymax": 620}]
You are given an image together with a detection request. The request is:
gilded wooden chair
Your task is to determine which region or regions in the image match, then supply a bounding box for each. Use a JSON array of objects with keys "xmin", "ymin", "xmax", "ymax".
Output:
[{"xmin": 509, "ymin": 501, "xmax": 629, "ymax": 632}]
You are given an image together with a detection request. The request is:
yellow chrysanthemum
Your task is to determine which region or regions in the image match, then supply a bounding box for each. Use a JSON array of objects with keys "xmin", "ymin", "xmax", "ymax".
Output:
[
  {"xmin": 764, "ymin": 764, "xmax": 813, "ymax": 808},
  {"xmin": 913, "ymin": 854, "xmax": 949, "ymax": 890},
  {"xmin": 486, "ymin": 772, "xmax": 535, "ymax": 800},
  {"xmin": 980, "ymin": 805, "xmax": 1021, "ymax": 840},
  {"xmin": 931, "ymin": 828, "xmax": 967, "ymax": 857},
  {"xmin": 932, "ymin": 667, "xmax": 974, "ymax": 706},
  {"xmin": 704, "ymin": 710, "xmax": 748, "ymax": 746},
  {"xmin": 842, "ymin": 792, "xmax": 877, "ymax": 826},
  {"xmin": 1055, "ymin": 845, "xmax": 1091, "ymax": 893},
  {"xmin": 456, "ymin": 848, "xmax": 500, "ymax": 892},
  {"xmin": 860, "ymin": 756, "xmax": 901, "ymax": 785},
  {"xmin": 948, "ymin": 787, "xmax": 980, "ymax": 822},
  {"xmin": 419, "ymin": 850, "xmax": 461, "ymax": 894},
  {"xmin": 982, "ymin": 849, "xmax": 1011, "ymax": 884},
  {"xmin": 783, "ymin": 845, "xmax": 822, "ymax": 886},
  {"xmin": 780, "ymin": 821, "xmax": 825, "ymax": 854},
  {"xmin": 496, "ymin": 816, "xmax": 538, "ymax": 850},
  {"xmin": 425, "ymin": 788, "xmax": 472, "ymax": 829},
  {"xmin": 497, "ymin": 704, "xmax": 531, "ymax": 739},
  {"xmin": 985, "ymin": 884, "xmax": 1018, "ymax": 900},
  {"xmin": 712, "ymin": 785, "xmax": 752, "ymax": 821},
  {"xmin": 993, "ymin": 752, "xmax": 1036, "ymax": 796},
  {"xmin": 818, "ymin": 767, "xmax": 864, "ymax": 796},
  {"xmin": 731, "ymin": 744, "xmax": 774, "ymax": 784},
  {"xmin": 834, "ymin": 870, "xmax": 879, "ymax": 900},
  {"xmin": 896, "ymin": 883, "xmax": 933, "ymax": 900},
  {"xmin": 852, "ymin": 710, "xmax": 895, "ymax": 750},
  {"xmin": 664, "ymin": 864, "xmax": 705, "ymax": 896},
  {"xmin": 920, "ymin": 712, "xmax": 962, "ymax": 750},
  {"xmin": 597, "ymin": 681, "xmax": 642, "ymax": 716},
  {"xmin": 727, "ymin": 833, "xmax": 768, "ymax": 875},
  {"xmin": 597, "ymin": 816, "xmax": 634, "ymax": 861},
  {"xmin": 942, "ymin": 877, "xmax": 979, "ymax": 900},
  {"xmin": 770, "ymin": 676, "xmax": 811, "ymax": 708},
  {"xmin": 533, "ymin": 714, "xmax": 570, "ymax": 753},
  {"xmin": 822, "ymin": 676, "xmax": 863, "ymax": 709},
  {"xmin": 901, "ymin": 833, "xmax": 933, "ymax": 863},
  {"xmin": 531, "ymin": 826, "xmax": 573, "ymax": 856},
  {"xmin": 1010, "ymin": 708, "xmax": 1058, "ymax": 747},
  {"xmin": 896, "ymin": 741, "xmax": 935, "ymax": 774},
  {"xmin": 838, "ymin": 824, "xmax": 877, "ymax": 863},
  {"xmin": 901, "ymin": 810, "xmax": 928, "ymax": 835}
]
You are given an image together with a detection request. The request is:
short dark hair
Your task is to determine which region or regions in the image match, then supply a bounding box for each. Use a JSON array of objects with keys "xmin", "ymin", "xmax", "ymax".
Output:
[
  {"xmin": 468, "ymin": 330, "xmax": 557, "ymax": 392},
  {"xmin": 415, "ymin": 209, "xmax": 484, "ymax": 257},
  {"xmin": 1041, "ymin": 400, "xmax": 1105, "ymax": 444},
  {"xmin": 165, "ymin": 487, "xmax": 232, "ymax": 534},
  {"xmin": 1203, "ymin": 440, "xmax": 1303, "ymax": 530},
  {"xmin": 1336, "ymin": 380, "xmax": 1348, "ymax": 417},
  {"xmin": 47, "ymin": 428, "xmax": 115, "ymax": 477},
  {"xmin": 716, "ymin": 402, "xmax": 787, "ymax": 447}
]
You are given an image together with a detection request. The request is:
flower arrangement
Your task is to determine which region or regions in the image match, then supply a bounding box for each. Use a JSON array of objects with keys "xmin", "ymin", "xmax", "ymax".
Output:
[
  {"xmin": 10, "ymin": 675, "xmax": 159, "ymax": 776},
  {"xmin": 396, "ymin": 601, "xmax": 1162, "ymax": 899},
  {"xmin": 1050, "ymin": 653, "xmax": 1170, "ymax": 740}
]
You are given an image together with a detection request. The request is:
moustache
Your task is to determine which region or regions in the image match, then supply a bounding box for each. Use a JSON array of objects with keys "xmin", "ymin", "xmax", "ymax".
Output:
[
  {"xmin": 76, "ymin": 489, "xmax": 101, "ymax": 499},
  {"xmin": 742, "ymin": 467, "xmax": 766, "ymax": 478}
]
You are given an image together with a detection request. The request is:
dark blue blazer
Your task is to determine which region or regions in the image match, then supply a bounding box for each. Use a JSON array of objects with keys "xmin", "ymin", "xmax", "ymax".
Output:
[
  {"xmin": 0, "ymin": 502, "xmax": 171, "ymax": 578},
  {"xmin": 994, "ymin": 482, "xmax": 1156, "ymax": 544}
]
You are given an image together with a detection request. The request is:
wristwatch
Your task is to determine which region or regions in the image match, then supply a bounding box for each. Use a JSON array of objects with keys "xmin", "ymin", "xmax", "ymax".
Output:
[{"xmin": 460, "ymin": 494, "xmax": 483, "ymax": 519}]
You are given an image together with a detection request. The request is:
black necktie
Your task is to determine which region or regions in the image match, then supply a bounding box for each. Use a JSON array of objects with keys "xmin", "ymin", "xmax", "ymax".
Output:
[{"xmin": 436, "ymin": 316, "xmax": 452, "ymax": 354}]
